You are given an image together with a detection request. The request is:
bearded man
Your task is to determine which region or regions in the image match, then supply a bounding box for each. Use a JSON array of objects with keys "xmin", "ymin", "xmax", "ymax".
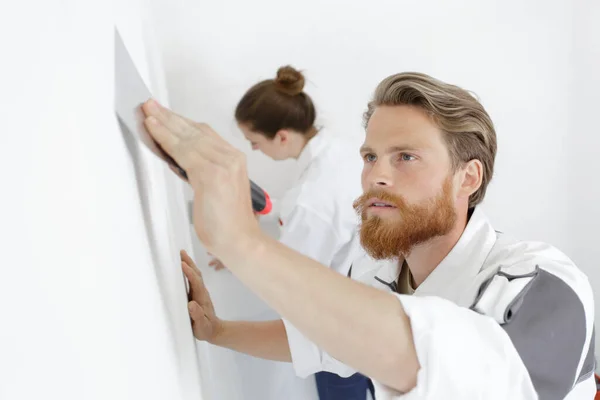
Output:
[{"xmin": 143, "ymin": 72, "xmax": 595, "ymax": 400}]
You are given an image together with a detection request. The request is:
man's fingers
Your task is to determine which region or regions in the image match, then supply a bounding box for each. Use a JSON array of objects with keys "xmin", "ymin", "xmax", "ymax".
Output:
[
  {"xmin": 182, "ymin": 260, "xmax": 214, "ymax": 307},
  {"xmin": 142, "ymin": 100, "xmax": 219, "ymax": 142},
  {"xmin": 188, "ymin": 301, "xmax": 205, "ymax": 321},
  {"xmin": 144, "ymin": 116, "xmax": 182, "ymax": 159},
  {"xmin": 182, "ymin": 261, "xmax": 205, "ymax": 296},
  {"xmin": 142, "ymin": 101, "xmax": 248, "ymax": 180},
  {"xmin": 182, "ymin": 261, "xmax": 195, "ymax": 300},
  {"xmin": 180, "ymin": 249, "xmax": 197, "ymax": 270},
  {"xmin": 142, "ymin": 101, "xmax": 205, "ymax": 171},
  {"xmin": 197, "ymin": 314, "xmax": 213, "ymax": 335},
  {"xmin": 182, "ymin": 259, "xmax": 203, "ymax": 284},
  {"xmin": 189, "ymin": 302, "xmax": 214, "ymax": 340},
  {"xmin": 180, "ymin": 250, "xmax": 207, "ymax": 289},
  {"xmin": 142, "ymin": 99, "xmax": 190, "ymax": 138}
]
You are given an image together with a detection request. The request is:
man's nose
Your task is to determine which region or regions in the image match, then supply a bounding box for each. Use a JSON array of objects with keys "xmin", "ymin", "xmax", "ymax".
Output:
[{"xmin": 366, "ymin": 160, "xmax": 393, "ymax": 189}]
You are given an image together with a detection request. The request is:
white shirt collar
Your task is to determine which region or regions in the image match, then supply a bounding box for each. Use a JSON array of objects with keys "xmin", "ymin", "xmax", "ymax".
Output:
[
  {"xmin": 373, "ymin": 207, "xmax": 498, "ymax": 298},
  {"xmin": 293, "ymin": 132, "xmax": 330, "ymax": 182}
]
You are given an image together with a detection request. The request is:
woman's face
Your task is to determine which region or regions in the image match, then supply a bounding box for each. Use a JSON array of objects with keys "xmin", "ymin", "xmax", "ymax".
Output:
[{"xmin": 238, "ymin": 123, "xmax": 289, "ymax": 160}]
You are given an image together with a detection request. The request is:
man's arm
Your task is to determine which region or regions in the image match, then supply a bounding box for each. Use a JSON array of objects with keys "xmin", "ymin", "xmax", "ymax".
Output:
[
  {"xmin": 212, "ymin": 320, "xmax": 291, "ymax": 362},
  {"xmin": 211, "ymin": 204, "xmax": 363, "ymax": 377},
  {"xmin": 220, "ymin": 234, "xmax": 594, "ymax": 398},
  {"xmin": 276, "ymin": 205, "xmax": 363, "ymax": 377},
  {"xmin": 219, "ymin": 234, "xmax": 420, "ymax": 393},
  {"xmin": 143, "ymin": 100, "xmax": 418, "ymax": 391},
  {"xmin": 182, "ymin": 252, "xmax": 291, "ymax": 362},
  {"xmin": 371, "ymin": 260, "xmax": 596, "ymax": 399}
]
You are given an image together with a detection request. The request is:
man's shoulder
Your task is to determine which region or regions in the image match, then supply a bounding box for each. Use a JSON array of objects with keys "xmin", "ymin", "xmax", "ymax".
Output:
[
  {"xmin": 482, "ymin": 233, "xmax": 588, "ymax": 290},
  {"xmin": 470, "ymin": 234, "xmax": 595, "ymax": 399},
  {"xmin": 474, "ymin": 233, "xmax": 593, "ymax": 333}
]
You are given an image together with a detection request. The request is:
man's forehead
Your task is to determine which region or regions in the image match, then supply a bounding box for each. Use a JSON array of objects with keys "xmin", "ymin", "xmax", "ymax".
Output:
[{"xmin": 363, "ymin": 105, "xmax": 443, "ymax": 150}]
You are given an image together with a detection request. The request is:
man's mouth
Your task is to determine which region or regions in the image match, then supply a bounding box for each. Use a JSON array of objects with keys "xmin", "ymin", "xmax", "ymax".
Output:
[{"xmin": 367, "ymin": 198, "xmax": 397, "ymax": 208}]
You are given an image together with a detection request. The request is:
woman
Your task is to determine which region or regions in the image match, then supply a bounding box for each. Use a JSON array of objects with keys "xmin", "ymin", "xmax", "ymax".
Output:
[{"xmin": 210, "ymin": 66, "xmax": 374, "ymax": 400}]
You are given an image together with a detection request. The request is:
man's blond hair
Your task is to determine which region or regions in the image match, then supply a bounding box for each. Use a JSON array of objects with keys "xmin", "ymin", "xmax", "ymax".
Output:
[{"xmin": 364, "ymin": 72, "xmax": 497, "ymax": 207}]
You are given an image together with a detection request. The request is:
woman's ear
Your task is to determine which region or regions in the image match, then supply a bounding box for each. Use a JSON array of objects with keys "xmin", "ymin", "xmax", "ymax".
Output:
[
  {"xmin": 458, "ymin": 159, "xmax": 483, "ymax": 199},
  {"xmin": 275, "ymin": 129, "xmax": 289, "ymax": 144}
]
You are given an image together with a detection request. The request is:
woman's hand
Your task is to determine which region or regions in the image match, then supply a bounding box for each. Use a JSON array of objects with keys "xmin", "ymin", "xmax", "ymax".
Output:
[{"xmin": 208, "ymin": 257, "xmax": 227, "ymax": 271}]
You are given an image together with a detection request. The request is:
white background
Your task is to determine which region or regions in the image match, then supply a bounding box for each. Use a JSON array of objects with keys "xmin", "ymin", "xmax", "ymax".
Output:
[
  {"xmin": 154, "ymin": 0, "xmax": 600, "ymax": 399},
  {"xmin": 1, "ymin": 0, "xmax": 209, "ymax": 399},
  {"xmin": 0, "ymin": 0, "xmax": 598, "ymax": 399}
]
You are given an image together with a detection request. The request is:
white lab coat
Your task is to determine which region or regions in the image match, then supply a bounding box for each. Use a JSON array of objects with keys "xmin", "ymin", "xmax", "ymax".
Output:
[
  {"xmin": 274, "ymin": 131, "xmax": 366, "ymax": 372},
  {"xmin": 275, "ymin": 131, "xmax": 364, "ymax": 275},
  {"xmin": 286, "ymin": 207, "xmax": 596, "ymax": 399}
]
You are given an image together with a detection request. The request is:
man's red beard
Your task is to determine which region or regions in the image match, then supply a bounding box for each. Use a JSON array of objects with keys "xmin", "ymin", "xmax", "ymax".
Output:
[{"xmin": 353, "ymin": 177, "xmax": 457, "ymax": 259}]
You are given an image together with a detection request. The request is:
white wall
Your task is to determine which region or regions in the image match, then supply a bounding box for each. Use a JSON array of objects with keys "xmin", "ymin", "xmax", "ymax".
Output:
[
  {"xmin": 570, "ymin": 0, "xmax": 600, "ymax": 354},
  {"xmin": 154, "ymin": 0, "xmax": 597, "ymax": 397},
  {"xmin": 1, "ymin": 1, "xmax": 595, "ymax": 399},
  {"xmin": 150, "ymin": 0, "xmax": 600, "ymax": 399},
  {"xmin": 1, "ymin": 1, "xmax": 594, "ymax": 399},
  {"xmin": 158, "ymin": 0, "xmax": 577, "ymax": 245},
  {"xmin": 1, "ymin": 1, "xmax": 207, "ymax": 399}
]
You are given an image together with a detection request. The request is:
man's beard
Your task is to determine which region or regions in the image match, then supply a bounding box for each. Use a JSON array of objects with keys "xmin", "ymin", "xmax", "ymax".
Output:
[{"xmin": 353, "ymin": 177, "xmax": 457, "ymax": 260}]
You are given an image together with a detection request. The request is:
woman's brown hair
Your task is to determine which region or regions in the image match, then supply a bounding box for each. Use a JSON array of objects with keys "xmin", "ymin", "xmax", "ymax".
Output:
[{"xmin": 235, "ymin": 65, "xmax": 316, "ymax": 139}]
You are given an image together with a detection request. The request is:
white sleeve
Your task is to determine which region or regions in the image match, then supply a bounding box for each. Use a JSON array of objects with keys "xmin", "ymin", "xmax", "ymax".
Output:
[
  {"xmin": 278, "ymin": 205, "xmax": 357, "ymax": 378},
  {"xmin": 376, "ymin": 263, "xmax": 595, "ymax": 400}
]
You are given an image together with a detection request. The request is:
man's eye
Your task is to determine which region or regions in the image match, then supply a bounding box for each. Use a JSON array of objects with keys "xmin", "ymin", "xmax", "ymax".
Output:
[
  {"xmin": 400, "ymin": 153, "xmax": 415, "ymax": 161},
  {"xmin": 364, "ymin": 154, "xmax": 377, "ymax": 163}
]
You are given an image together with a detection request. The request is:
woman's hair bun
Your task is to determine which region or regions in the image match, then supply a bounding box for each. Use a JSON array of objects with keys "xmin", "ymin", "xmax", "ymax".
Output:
[{"xmin": 274, "ymin": 65, "xmax": 305, "ymax": 96}]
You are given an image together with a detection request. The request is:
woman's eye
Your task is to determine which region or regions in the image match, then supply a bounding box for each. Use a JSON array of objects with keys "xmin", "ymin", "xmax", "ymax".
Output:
[{"xmin": 400, "ymin": 153, "xmax": 415, "ymax": 161}]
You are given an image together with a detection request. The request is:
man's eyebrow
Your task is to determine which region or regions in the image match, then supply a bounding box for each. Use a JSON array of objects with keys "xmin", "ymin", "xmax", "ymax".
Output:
[
  {"xmin": 388, "ymin": 145, "xmax": 420, "ymax": 153},
  {"xmin": 359, "ymin": 145, "xmax": 420, "ymax": 154}
]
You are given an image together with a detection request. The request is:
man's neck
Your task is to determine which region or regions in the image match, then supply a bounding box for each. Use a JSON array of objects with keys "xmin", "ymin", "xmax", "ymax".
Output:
[{"xmin": 404, "ymin": 211, "xmax": 469, "ymax": 287}]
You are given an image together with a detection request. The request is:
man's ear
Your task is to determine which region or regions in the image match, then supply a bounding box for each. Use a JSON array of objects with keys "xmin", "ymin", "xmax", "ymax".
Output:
[{"xmin": 458, "ymin": 159, "xmax": 483, "ymax": 199}]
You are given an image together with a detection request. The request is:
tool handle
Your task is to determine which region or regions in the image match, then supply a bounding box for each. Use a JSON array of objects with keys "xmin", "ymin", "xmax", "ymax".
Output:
[
  {"xmin": 172, "ymin": 162, "xmax": 272, "ymax": 215},
  {"xmin": 250, "ymin": 179, "xmax": 272, "ymax": 215}
]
